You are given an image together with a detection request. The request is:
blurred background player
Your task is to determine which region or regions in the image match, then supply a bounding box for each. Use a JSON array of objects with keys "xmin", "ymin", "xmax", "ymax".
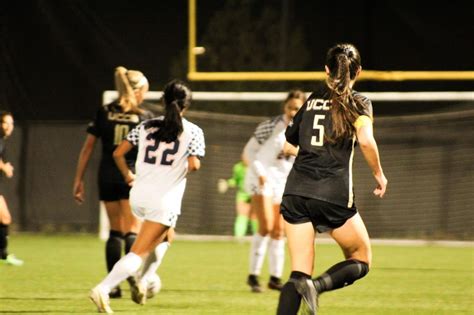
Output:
[
  {"xmin": 73, "ymin": 66, "xmax": 153, "ymax": 298},
  {"xmin": 276, "ymin": 43, "xmax": 387, "ymax": 315},
  {"xmin": 243, "ymin": 90, "xmax": 306, "ymax": 292},
  {"xmin": 217, "ymin": 159, "xmax": 258, "ymax": 238},
  {"xmin": 0, "ymin": 111, "xmax": 23, "ymax": 266},
  {"xmin": 89, "ymin": 80, "xmax": 205, "ymax": 313}
]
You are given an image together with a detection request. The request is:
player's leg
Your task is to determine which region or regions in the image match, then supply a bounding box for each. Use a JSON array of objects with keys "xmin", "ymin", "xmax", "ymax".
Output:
[
  {"xmin": 248, "ymin": 199, "xmax": 259, "ymax": 234},
  {"xmin": 0, "ymin": 196, "xmax": 22, "ymax": 266},
  {"xmin": 234, "ymin": 196, "xmax": 251, "ymax": 238},
  {"xmin": 248, "ymin": 194, "xmax": 272, "ymax": 292},
  {"xmin": 268, "ymin": 203, "xmax": 285, "ymax": 290},
  {"xmin": 0, "ymin": 196, "xmax": 11, "ymax": 260},
  {"xmin": 119, "ymin": 195, "xmax": 141, "ymax": 254},
  {"xmin": 313, "ymin": 213, "xmax": 371, "ymax": 294},
  {"xmin": 276, "ymin": 220, "xmax": 315, "ymax": 315},
  {"xmin": 118, "ymin": 197, "xmax": 142, "ymax": 296},
  {"xmin": 90, "ymin": 220, "xmax": 169, "ymax": 311},
  {"xmin": 103, "ymin": 199, "xmax": 124, "ymax": 298},
  {"xmin": 140, "ymin": 228, "xmax": 174, "ymax": 298}
]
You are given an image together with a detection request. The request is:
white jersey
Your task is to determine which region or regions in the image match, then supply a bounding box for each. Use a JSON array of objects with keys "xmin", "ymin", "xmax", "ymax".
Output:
[
  {"xmin": 126, "ymin": 117, "xmax": 205, "ymax": 221},
  {"xmin": 243, "ymin": 115, "xmax": 294, "ymax": 202},
  {"xmin": 254, "ymin": 124, "xmax": 295, "ymax": 182}
]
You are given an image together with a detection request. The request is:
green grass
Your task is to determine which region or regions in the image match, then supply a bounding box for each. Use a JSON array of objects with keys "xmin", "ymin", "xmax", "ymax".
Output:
[{"xmin": 0, "ymin": 234, "xmax": 472, "ymax": 314}]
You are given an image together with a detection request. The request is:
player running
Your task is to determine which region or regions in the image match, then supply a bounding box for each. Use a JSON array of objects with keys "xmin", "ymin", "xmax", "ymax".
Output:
[
  {"xmin": 89, "ymin": 80, "xmax": 205, "ymax": 313},
  {"xmin": 276, "ymin": 43, "xmax": 387, "ymax": 315}
]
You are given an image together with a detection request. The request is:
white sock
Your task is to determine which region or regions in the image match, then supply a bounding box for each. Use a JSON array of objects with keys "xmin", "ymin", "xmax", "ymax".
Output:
[
  {"xmin": 249, "ymin": 234, "xmax": 270, "ymax": 275},
  {"xmin": 140, "ymin": 242, "xmax": 170, "ymax": 286},
  {"xmin": 268, "ymin": 238, "xmax": 285, "ymax": 278},
  {"xmin": 98, "ymin": 252, "xmax": 142, "ymax": 293}
]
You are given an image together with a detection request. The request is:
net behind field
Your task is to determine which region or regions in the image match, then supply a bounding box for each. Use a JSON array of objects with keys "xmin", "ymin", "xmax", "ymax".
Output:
[
  {"xmin": 179, "ymin": 104, "xmax": 474, "ymax": 239},
  {"xmin": 4, "ymin": 98, "xmax": 473, "ymax": 240}
]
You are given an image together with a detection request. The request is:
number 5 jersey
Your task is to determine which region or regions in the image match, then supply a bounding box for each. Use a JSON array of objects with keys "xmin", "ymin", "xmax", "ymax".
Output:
[{"xmin": 284, "ymin": 85, "xmax": 372, "ymax": 209}]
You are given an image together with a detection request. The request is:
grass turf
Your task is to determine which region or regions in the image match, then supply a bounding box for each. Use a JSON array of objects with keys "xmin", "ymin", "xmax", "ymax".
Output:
[{"xmin": 0, "ymin": 234, "xmax": 472, "ymax": 314}]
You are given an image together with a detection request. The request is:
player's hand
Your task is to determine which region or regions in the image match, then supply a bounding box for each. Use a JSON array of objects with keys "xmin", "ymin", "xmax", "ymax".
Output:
[
  {"xmin": 217, "ymin": 179, "xmax": 228, "ymax": 194},
  {"xmin": 2, "ymin": 162, "xmax": 13, "ymax": 178},
  {"xmin": 258, "ymin": 175, "xmax": 267, "ymax": 187},
  {"xmin": 73, "ymin": 180, "xmax": 85, "ymax": 204},
  {"xmin": 373, "ymin": 172, "xmax": 387, "ymax": 198},
  {"xmin": 125, "ymin": 171, "xmax": 136, "ymax": 187}
]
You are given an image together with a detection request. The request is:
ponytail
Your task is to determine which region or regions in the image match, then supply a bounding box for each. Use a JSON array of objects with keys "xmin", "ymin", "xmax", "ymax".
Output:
[
  {"xmin": 146, "ymin": 80, "xmax": 192, "ymax": 143},
  {"xmin": 114, "ymin": 66, "xmax": 148, "ymax": 114},
  {"xmin": 325, "ymin": 44, "xmax": 363, "ymax": 142}
]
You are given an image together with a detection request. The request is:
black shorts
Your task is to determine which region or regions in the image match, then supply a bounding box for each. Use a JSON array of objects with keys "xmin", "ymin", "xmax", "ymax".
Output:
[
  {"xmin": 98, "ymin": 181, "xmax": 131, "ymax": 201},
  {"xmin": 280, "ymin": 195, "xmax": 357, "ymax": 233}
]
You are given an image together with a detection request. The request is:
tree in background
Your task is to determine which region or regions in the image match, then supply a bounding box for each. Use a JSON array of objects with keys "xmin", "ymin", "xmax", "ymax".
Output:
[{"xmin": 171, "ymin": 0, "xmax": 312, "ymax": 95}]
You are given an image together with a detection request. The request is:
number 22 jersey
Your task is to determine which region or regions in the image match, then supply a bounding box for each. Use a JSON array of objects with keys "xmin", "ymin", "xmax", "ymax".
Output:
[
  {"xmin": 125, "ymin": 117, "xmax": 205, "ymax": 213},
  {"xmin": 284, "ymin": 85, "xmax": 372, "ymax": 208}
]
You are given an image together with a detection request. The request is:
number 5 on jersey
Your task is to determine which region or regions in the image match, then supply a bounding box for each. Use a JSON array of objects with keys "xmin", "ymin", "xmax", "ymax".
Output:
[
  {"xmin": 311, "ymin": 114, "xmax": 325, "ymax": 146},
  {"xmin": 144, "ymin": 134, "xmax": 180, "ymax": 166}
]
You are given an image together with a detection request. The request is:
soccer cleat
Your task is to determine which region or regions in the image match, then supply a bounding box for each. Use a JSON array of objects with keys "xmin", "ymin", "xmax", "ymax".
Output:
[
  {"xmin": 108, "ymin": 286, "xmax": 122, "ymax": 299},
  {"xmin": 267, "ymin": 276, "xmax": 283, "ymax": 291},
  {"xmin": 2, "ymin": 254, "xmax": 24, "ymax": 266},
  {"xmin": 130, "ymin": 279, "xmax": 147, "ymax": 305},
  {"xmin": 290, "ymin": 278, "xmax": 319, "ymax": 315},
  {"xmin": 89, "ymin": 286, "xmax": 113, "ymax": 314},
  {"xmin": 247, "ymin": 275, "xmax": 263, "ymax": 293}
]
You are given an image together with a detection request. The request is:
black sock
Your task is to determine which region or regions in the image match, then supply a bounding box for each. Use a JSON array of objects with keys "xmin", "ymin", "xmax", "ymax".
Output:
[
  {"xmin": 0, "ymin": 224, "xmax": 8, "ymax": 259},
  {"xmin": 123, "ymin": 232, "xmax": 137, "ymax": 254},
  {"xmin": 276, "ymin": 271, "xmax": 310, "ymax": 315},
  {"xmin": 313, "ymin": 259, "xmax": 369, "ymax": 293},
  {"xmin": 105, "ymin": 230, "xmax": 123, "ymax": 272}
]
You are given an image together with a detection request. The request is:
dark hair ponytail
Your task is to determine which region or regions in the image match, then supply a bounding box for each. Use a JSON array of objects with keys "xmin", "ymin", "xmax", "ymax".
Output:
[
  {"xmin": 325, "ymin": 43, "xmax": 363, "ymax": 142},
  {"xmin": 146, "ymin": 80, "xmax": 192, "ymax": 143}
]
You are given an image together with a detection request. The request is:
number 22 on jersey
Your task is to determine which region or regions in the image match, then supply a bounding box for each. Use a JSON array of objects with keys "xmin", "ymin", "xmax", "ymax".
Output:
[
  {"xmin": 311, "ymin": 114, "xmax": 325, "ymax": 147},
  {"xmin": 144, "ymin": 134, "xmax": 180, "ymax": 166}
]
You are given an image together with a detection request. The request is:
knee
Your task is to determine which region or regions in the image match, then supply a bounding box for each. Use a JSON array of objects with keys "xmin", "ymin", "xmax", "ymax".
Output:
[
  {"xmin": 258, "ymin": 222, "xmax": 272, "ymax": 236},
  {"xmin": 343, "ymin": 245, "xmax": 372, "ymax": 268},
  {"xmin": 270, "ymin": 227, "xmax": 284, "ymax": 239}
]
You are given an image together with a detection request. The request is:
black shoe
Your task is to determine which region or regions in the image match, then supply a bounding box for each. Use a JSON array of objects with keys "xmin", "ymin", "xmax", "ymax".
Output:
[
  {"xmin": 290, "ymin": 278, "xmax": 319, "ymax": 315},
  {"xmin": 268, "ymin": 276, "xmax": 283, "ymax": 291},
  {"xmin": 109, "ymin": 286, "xmax": 122, "ymax": 299},
  {"xmin": 247, "ymin": 275, "xmax": 263, "ymax": 293}
]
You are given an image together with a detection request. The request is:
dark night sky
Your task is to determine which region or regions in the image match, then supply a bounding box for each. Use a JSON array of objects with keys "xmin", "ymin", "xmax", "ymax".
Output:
[{"xmin": 1, "ymin": 0, "xmax": 473, "ymax": 120}]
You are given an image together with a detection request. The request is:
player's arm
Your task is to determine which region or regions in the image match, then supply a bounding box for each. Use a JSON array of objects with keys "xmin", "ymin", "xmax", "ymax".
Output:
[
  {"xmin": 242, "ymin": 136, "xmax": 260, "ymax": 164},
  {"xmin": 73, "ymin": 134, "xmax": 96, "ymax": 204},
  {"xmin": 188, "ymin": 156, "xmax": 201, "ymax": 172},
  {"xmin": 113, "ymin": 140, "xmax": 135, "ymax": 185},
  {"xmin": 355, "ymin": 115, "xmax": 387, "ymax": 198},
  {"xmin": 187, "ymin": 126, "xmax": 205, "ymax": 173},
  {"xmin": 282, "ymin": 141, "xmax": 298, "ymax": 157},
  {"xmin": 0, "ymin": 158, "xmax": 14, "ymax": 178}
]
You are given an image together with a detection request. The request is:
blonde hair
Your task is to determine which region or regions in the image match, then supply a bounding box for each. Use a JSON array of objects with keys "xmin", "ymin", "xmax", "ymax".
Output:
[{"xmin": 114, "ymin": 66, "xmax": 149, "ymax": 113}]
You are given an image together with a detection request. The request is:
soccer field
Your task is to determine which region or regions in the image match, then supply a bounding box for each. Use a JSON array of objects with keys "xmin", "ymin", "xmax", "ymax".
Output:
[{"xmin": 0, "ymin": 234, "xmax": 472, "ymax": 314}]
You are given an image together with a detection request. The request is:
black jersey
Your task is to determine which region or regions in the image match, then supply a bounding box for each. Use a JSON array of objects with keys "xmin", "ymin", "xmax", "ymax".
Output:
[
  {"xmin": 87, "ymin": 101, "xmax": 154, "ymax": 183},
  {"xmin": 284, "ymin": 85, "xmax": 372, "ymax": 208}
]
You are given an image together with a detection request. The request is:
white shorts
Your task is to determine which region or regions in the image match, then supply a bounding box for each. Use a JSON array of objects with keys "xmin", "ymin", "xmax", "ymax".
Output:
[
  {"xmin": 131, "ymin": 204, "xmax": 179, "ymax": 228},
  {"xmin": 129, "ymin": 183, "xmax": 185, "ymax": 228},
  {"xmin": 244, "ymin": 170, "xmax": 285, "ymax": 204}
]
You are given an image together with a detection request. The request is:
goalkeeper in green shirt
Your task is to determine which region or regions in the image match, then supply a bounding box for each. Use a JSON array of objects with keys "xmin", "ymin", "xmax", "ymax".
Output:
[{"xmin": 218, "ymin": 161, "xmax": 258, "ymax": 237}]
